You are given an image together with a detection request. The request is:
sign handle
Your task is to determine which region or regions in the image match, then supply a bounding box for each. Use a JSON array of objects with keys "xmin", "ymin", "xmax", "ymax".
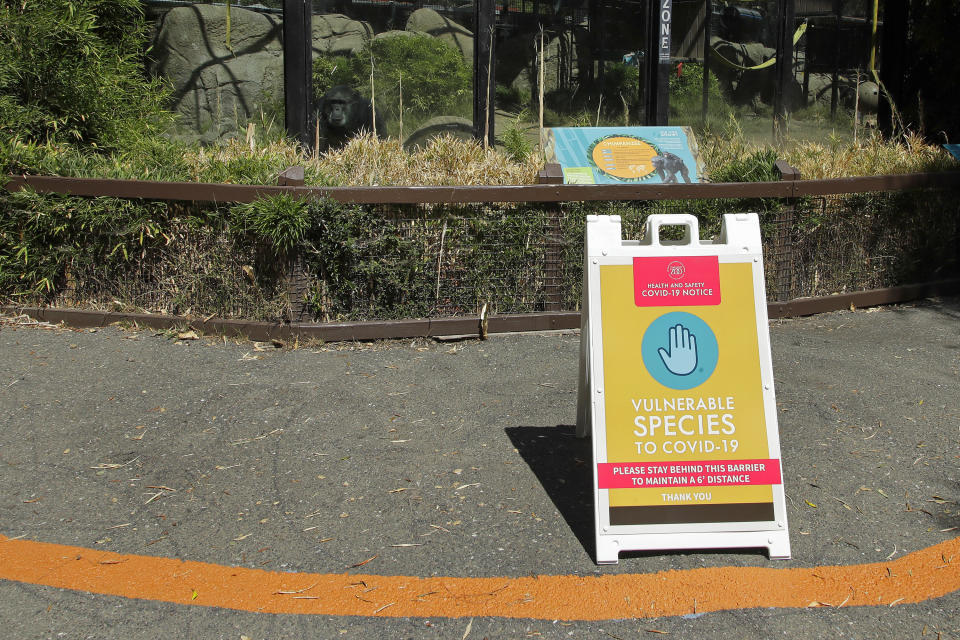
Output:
[{"xmin": 643, "ymin": 214, "xmax": 700, "ymax": 247}]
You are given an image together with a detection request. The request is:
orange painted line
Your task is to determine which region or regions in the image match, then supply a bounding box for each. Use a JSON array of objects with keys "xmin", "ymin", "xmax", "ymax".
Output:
[{"xmin": 0, "ymin": 535, "xmax": 957, "ymax": 620}]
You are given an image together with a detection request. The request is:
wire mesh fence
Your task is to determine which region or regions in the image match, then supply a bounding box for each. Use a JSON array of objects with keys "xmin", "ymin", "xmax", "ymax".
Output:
[
  {"xmin": 301, "ymin": 203, "xmax": 558, "ymax": 321},
  {"xmin": 28, "ymin": 185, "xmax": 960, "ymax": 323},
  {"xmin": 787, "ymin": 189, "xmax": 960, "ymax": 299},
  {"xmin": 58, "ymin": 215, "xmax": 288, "ymax": 321},
  {"xmin": 291, "ymin": 187, "xmax": 960, "ymax": 321}
]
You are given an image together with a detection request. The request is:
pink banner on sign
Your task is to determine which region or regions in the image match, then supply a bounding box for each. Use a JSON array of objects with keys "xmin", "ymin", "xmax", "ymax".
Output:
[
  {"xmin": 598, "ymin": 459, "xmax": 782, "ymax": 489},
  {"xmin": 633, "ymin": 256, "xmax": 721, "ymax": 307}
]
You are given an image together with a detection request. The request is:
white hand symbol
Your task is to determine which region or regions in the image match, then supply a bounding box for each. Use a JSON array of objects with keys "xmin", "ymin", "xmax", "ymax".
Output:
[{"xmin": 657, "ymin": 324, "xmax": 698, "ymax": 376}]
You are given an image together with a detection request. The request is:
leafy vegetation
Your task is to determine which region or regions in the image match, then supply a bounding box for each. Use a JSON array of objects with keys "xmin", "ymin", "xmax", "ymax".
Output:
[
  {"xmin": 669, "ymin": 62, "xmax": 734, "ymax": 127},
  {"xmin": 313, "ymin": 34, "xmax": 472, "ymax": 137},
  {"xmin": 0, "ymin": 188, "xmax": 286, "ymax": 317},
  {"xmin": 0, "ymin": 0, "xmax": 170, "ymax": 149},
  {"xmin": 495, "ymin": 110, "xmax": 535, "ymax": 163}
]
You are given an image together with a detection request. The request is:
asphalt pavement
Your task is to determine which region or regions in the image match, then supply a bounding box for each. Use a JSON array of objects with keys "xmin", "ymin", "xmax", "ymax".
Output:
[{"xmin": 0, "ymin": 298, "xmax": 958, "ymax": 639}]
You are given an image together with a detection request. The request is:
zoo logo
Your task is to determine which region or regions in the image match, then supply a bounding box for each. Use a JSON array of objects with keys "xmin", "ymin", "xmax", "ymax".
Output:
[{"xmin": 668, "ymin": 260, "xmax": 686, "ymax": 279}]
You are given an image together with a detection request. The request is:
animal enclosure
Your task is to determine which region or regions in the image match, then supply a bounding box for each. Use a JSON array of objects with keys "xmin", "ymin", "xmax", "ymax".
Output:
[{"xmin": 143, "ymin": 0, "xmax": 912, "ymax": 151}]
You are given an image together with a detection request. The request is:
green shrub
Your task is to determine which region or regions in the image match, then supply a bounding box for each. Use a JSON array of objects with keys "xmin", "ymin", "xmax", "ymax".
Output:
[
  {"xmin": 497, "ymin": 111, "xmax": 534, "ymax": 162},
  {"xmin": 312, "ymin": 34, "xmax": 472, "ymax": 136},
  {"xmin": 709, "ymin": 148, "xmax": 780, "ymax": 183},
  {"xmin": 312, "ymin": 55, "xmax": 357, "ymax": 98},
  {"xmin": 231, "ymin": 194, "xmax": 312, "ymax": 255},
  {"xmin": 0, "ymin": 189, "xmax": 194, "ymax": 299},
  {"xmin": 669, "ymin": 62, "xmax": 732, "ymax": 125},
  {"xmin": 601, "ymin": 62, "xmax": 640, "ymax": 109},
  {"xmin": 495, "ymin": 84, "xmax": 529, "ymax": 111},
  {"xmin": 0, "ymin": 0, "xmax": 170, "ymax": 150}
]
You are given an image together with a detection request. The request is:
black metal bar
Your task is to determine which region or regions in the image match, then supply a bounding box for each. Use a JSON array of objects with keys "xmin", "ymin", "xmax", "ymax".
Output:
[
  {"xmin": 829, "ymin": 0, "xmax": 840, "ymax": 118},
  {"xmin": 283, "ymin": 0, "xmax": 313, "ymax": 149},
  {"xmin": 644, "ymin": 0, "xmax": 672, "ymax": 125},
  {"xmin": 473, "ymin": 0, "xmax": 497, "ymax": 146},
  {"xmin": 589, "ymin": 0, "xmax": 599, "ymax": 87},
  {"xmin": 701, "ymin": 0, "xmax": 711, "ymax": 123},
  {"xmin": 772, "ymin": 0, "xmax": 795, "ymax": 143},
  {"xmin": 878, "ymin": 1, "xmax": 908, "ymax": 138}
]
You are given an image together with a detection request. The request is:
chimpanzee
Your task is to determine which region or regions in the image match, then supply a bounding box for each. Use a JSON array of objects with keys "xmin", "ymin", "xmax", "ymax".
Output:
[
  {"xmin": 651, "ymin": 152, "xmax": 692, "ymax": 183},
  {"xmin": 315, "ymin": 85, "xmax": 385, "ymax": 151}
]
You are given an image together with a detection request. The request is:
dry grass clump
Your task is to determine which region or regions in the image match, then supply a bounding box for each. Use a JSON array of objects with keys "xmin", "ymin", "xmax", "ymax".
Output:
[
  {"xmin": 11, "ymin": 112, "xmax": 953, "ymax": 187},
  {"xmin": 311, "ymin": 134, "xmax": 541, "ymax": 186},
  {"xmin": 783, "ymin": 131, "xmax": 955, "ymax": 179},
  {"xmin": 6, "ymin": 128, "xmax": 542, "ymax": 186},
  {"xmin": 182, "ymin": 137, "xmax": 304, "ymax": 184},
  {"xmin": 183, "ymin": 125, "xmax": 955, "ymax": 186},
  {"xmin": 178, "ymin": 131, "xmax": 542, "ymax": 187},
  {"xmin": 699, "ymin": 117, "xmax": 956, "ymax": 181},
  {"xmin": 698, "ymin": 124, "xmax": 765, "ymax": 180}
]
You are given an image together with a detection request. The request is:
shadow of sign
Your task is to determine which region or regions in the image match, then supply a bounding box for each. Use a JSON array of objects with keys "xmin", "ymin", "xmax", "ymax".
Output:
[{"xmin": 504, "ymin": 424, "xmax": 595, "ymax": 558}]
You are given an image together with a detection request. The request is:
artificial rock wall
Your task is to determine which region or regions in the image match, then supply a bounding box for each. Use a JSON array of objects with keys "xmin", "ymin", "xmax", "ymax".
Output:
[
  {"xmin": 149, "ymin": 5, "xmax": 476, "ymax": 144},
  {"xmin": 149, "ymin": 5, "xmax": 372, "ymax": 143}
]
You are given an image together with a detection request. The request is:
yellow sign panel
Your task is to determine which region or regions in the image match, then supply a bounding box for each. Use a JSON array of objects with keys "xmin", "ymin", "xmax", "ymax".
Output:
[
  {"xmin": 590, "ymin": 136, "xmax": 659, "ymax": 181},
  {"xmin": 598, "ymin": 262, "xmax": 775, "ymax": 525}
]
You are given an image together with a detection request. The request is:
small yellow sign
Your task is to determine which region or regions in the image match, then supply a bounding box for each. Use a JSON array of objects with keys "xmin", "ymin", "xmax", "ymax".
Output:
[{"xmin": 590, "ymin": 136, "xmax": 659, "ymax": 180}]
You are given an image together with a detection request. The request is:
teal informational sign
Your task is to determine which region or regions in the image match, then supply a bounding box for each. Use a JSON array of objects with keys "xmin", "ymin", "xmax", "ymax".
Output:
[
  {"xmin": 543, "ymin": 126, "xmax": 702, "ymax": 185},
  {"xmin": 944, "ymin": 144, "xmax": 960, "ymax": 161}
]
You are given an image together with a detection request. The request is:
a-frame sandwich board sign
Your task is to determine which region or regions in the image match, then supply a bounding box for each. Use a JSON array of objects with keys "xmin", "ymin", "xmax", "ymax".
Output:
[{"xmin": 576, "ymin": 213, "xmax": 791, "ymax": 564}]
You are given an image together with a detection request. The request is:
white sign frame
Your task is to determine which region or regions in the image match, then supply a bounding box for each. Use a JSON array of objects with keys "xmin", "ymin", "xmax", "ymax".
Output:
[{"xmin": 576, "ymin": 213, "xmax": 791, "ymax": 564}]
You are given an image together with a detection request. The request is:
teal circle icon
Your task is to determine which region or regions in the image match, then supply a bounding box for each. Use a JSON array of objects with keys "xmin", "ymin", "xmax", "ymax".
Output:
[{"xmin": 641, "ymin": 312, "xmax": 719, "ymax": 390}]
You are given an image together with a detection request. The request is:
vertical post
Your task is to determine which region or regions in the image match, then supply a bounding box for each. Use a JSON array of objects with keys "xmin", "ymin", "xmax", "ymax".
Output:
[
  {"xmin": 829, "ymin": 0, "xmax": 840, "ymax": 118},
  {"xmin": 801, "ymin": 48, "xmax": 810, "ymax": 108},
  {"xmin": 278, "ymin": 167, "xmax": 312, "ymax": 321},
  {"xmin": 701, "ymin": 0, "xmax": 711, "ymax": 123},
  {"xmin": 538, "ymin": 164, "xmax": 565, "ymax": 312},
  {"xmin": 644, "ymin": 0, "xmax": 672, "ymax": 126},
  {"xmin": 543, "ymin": 205, "xmax": 564, "ymax": 311},
  {"xmin": 878, "ymin": 1, "xmax": 908, "ymax": 138},
  {"xmin": 773, "ymin": 160, "xmax": 799, "ymax": 302},
  {"xmin": 283, "ymin": 0, "xmax": 313, "ymax": 150},
  {"xmin": 590, "ymin": 0, "xmax": 601, "ymax": 87},
  {"xmin": 473, "ymin": 0, "xmax": 496, "ymax": 146},
  {"xmin": 772, "ymin": 0, "xmax": 795, "ymax": 144},
  {"xmin": 537, "ymin": 163, "xmax": 564, "ymax": 184}
]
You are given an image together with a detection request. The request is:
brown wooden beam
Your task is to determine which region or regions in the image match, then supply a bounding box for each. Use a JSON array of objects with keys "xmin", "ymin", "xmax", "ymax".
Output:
[
  {"xmin": 6, "ymin": 171, "xmax": 959, "ymax": 205},
  {"xmin": 766, "ymin": 279, "xmax": 960, "ymax": 318},
  {"xmin": 5, "ymin": 280, "xmax": 958, "ymax": 343}
]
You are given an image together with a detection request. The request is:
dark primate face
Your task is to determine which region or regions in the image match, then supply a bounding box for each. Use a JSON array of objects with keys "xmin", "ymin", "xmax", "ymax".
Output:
[{"xmin": 326, "ymin": 100, "xmax": 349, "ymax": 127}]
